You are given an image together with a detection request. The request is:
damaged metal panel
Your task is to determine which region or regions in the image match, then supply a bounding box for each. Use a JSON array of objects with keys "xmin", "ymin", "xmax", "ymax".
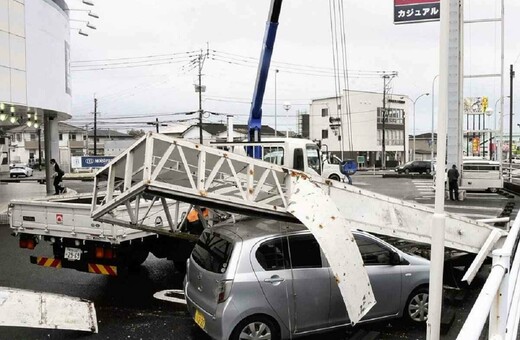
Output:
[
  {"xmin": 0, "ymin": 287, "xmax": 97, "ymax": 333},
  {"xmin": 288, "ymin": 175, "xmax": 376, "ymax": 324}
]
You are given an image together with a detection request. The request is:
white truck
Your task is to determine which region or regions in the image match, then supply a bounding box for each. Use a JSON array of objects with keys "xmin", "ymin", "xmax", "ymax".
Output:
[{"xmin": 9, "ymin": 194, "xmax": 198, "ymax": 276}]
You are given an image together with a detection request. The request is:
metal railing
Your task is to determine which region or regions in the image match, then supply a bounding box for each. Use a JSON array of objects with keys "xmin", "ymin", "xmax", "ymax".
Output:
[{"xmin": 457, "ymin": 210, "xmax": 520, "ymax": 339}]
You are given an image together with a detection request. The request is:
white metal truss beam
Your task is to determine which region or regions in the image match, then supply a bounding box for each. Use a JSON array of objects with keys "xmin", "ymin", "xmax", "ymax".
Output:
[{"xmin": 92, "ymin": 133, "xmax": 505, "ymax": 255}]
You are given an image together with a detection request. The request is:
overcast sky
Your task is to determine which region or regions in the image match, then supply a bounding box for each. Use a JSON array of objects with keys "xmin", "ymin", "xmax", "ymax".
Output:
[{"xmin": 67, "ymin": 0, "xmax": 520, "ymax": 135}]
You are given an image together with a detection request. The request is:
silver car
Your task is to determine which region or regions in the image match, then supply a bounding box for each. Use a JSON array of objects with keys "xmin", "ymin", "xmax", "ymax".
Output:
[{"xmin": 184, "ymin": 219, "xmax": 430, "ymax": 340}]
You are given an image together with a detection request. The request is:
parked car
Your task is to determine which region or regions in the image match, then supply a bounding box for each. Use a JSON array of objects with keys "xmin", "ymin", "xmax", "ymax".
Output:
[
  {"xmin": 395, "ymin": 160, "xmax": 432, "ymax": 174},
  {"xmin": 184, "ymin": 219, "xmax": 430, "ymax": 340},
  {"xmin": 10, "ymin": 164, "xmax": 33, "ymax": 178}
]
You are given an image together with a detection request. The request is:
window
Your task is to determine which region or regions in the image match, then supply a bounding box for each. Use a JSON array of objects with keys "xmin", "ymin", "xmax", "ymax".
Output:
[
  {"xmin": 293, "ymin": 148, "xmax": 304, "ymax": 171},
  {"xmin": 288, "ymin": 234, "xmax": 322, "ymax": 269},
  {"xmin": 30, "ymin": 134, "xmax": 36, "ymax": 141},
  {"xmin": 83, "ymin": 135, "xmax": 87, "ymax": 141},
  {"xmin": 191, "ymin": 231, "xmax": 234, "ymax": 274},
  {"xmin": 354, "ymin": 234, "xmax": 392, "ymax": 265},
  {"xmin": 306, "ymin": 144, "xmax": 321, "ymax": 175},
  {"xmin": 70, "ymin": 134, "xmax": 76, "ymax": 141},
  {"xmin": 263, "ymin": 146, "xmax": 284, "ymax": 166},
  {"xmin": 322, "ymin": 129, "xmax": 328, "ymax": 139},
  {"xmin": 256, "ymin": 238, "xmax": 289, "ymax": 271},
  {"xmin": 59, "ymin": 133, "xmax": 63, "ymax": 141},
  {"xmin": 16, "ymin": 134, "xmax": 21, "ymax": 142},
  {"xmin": 321, "ymin": 108, "xmax": 329, "ymax": 117}
]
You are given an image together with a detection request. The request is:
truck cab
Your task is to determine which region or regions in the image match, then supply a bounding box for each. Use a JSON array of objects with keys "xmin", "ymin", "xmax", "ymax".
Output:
[{"xmin": 213, "ymin": 138, "xmax": 324, "ymax": 177}]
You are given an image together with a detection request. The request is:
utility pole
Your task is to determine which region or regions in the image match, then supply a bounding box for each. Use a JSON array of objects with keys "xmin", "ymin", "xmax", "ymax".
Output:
[
  {"xmin": 93, "ymin": 97, "xmax": 98, "ymax": 156},
  {"xmin": 195, "ymin": 48, "xmax": 208, "ymax": 145},
  {"xmin": 509, "ymin": 64, "xmax": 515, "ymax": 163},
  {"xmin": 155, "ymin": 118, "xmax": 159, "ymax": 133},
  {"xmin": 382, "ymin": 75, "xmax": 389, "ymax": 169}
]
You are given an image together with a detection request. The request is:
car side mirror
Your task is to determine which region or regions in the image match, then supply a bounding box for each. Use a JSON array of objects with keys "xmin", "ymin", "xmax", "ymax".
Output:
[{"xmin": 390, "ymin": 251, "xmax": 401, "ymax": 265}]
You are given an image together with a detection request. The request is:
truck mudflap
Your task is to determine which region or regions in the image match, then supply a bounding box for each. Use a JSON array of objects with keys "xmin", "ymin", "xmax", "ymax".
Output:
[
  {"xmin": 30, "ymin": 256, "xmax": 118, "ymax": 276},
  {"xmin": 0, "ymin": 286, "xmax": 98, "ymax": 333}
]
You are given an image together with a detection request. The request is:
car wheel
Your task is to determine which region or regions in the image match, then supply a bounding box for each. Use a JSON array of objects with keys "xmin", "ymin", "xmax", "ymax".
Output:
[
  {"xmin": 489, "ymin": 188, "xmax": 498, "ymax": 193},
  {"xmin": 9, "ymin": 174, "xmax": 13, "ymax": 178},
  {"xmin": 329, "ymin": 174, "xmax": 341, "ymax": 181},
  {"xmin": 230, "ymin": 316, "xmax": 280, "ymax": 340},
  {"xmin": 405, "ymin": 287, "xmax": 429, "ymax": 323},
  {"xmin": 404, "ymin": 169, "xmax": 410, "ymax": 175},
  {"xmin": 426, "ymin": 169, "xmax": 431, "ymax": 174}
]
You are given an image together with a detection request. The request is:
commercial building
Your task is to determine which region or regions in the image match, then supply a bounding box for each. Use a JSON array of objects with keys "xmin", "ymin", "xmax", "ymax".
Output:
[
  {"xmin": 0, "ymin": 0, "xmax": 72, "ymax": 187},
  {"xmin": 305, "ymin": 90, "xmax": 411, "ymax": 167}
]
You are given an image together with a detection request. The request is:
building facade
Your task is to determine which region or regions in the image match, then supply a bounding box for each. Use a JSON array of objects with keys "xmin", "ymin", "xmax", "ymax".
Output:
[
  {"xmin": 306, "ymin": 90, "xmax": 411, "ymax": 167},
  {"xmin": 0, "ymin": 0, "xmax": 72, "ymax": 173}
]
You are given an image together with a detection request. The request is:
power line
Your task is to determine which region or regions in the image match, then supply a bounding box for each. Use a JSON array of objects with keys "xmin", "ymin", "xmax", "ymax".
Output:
[{"xmin": 71, "ymin": 50, "xmax": 198, "ymax": 64}]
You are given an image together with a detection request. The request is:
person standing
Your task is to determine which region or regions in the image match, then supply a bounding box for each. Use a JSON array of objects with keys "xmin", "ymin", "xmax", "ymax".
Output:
[
  {"xmin": 50, "ymin": 159, "xmax": 65, "ymax": 195},
  {"xmin": 447, "ymin": 164, "xmax": 459, "ymax": 201}
]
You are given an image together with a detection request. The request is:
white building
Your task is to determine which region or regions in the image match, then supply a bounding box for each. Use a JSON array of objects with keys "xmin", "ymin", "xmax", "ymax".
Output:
[
  {"xmin": 306, "ymin": 90, "xmax": 411, "ymax": 167},
  {"xmin": 0, "ymin": 0, "xmax": 73, "ymax": 174}
]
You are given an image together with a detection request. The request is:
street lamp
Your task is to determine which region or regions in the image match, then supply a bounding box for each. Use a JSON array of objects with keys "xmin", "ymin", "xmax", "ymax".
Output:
[
  {"xmin": 283, "ymin": 102, "xmax": 291, "ymax": 138},
  {"xmin": 412, "ymin": 92, "xmax": 430, "ymax": 161},
  {"xmin": 274, "ymin": 69, "xmax": 279, "ymax": 137}
]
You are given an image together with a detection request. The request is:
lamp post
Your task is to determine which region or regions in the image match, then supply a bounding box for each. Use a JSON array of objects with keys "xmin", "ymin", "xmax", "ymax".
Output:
[
  {"xmin": 283, "ymin": 102, "xmax": 291, "ymax": 138},
  {"xmin": 412, "ymin": 92, "xmax": 430, "ymax": 161},
  {"xmin": 431, "ymin": 75, "xmax": 439, "ymax": 172},
  {"xmin": 274, "ymin": 69, "xmax": 279, "ymax": 137}
]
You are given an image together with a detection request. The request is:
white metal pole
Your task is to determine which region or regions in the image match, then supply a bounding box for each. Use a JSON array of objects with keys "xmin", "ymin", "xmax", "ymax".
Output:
[
  {"xmin": 431, "ymin": 75, "xmax": 439, "ymax": 169},
  {"xmin": 413, "ymin": 101, "xmax": 416, "ymax": 161},
  {"xmin": 426, "ymin": 0, "xmax": 450, "ymax": 338},
  {"xmin": 498, "ymin": 0, "xmax": 505, "ymax": 166}
]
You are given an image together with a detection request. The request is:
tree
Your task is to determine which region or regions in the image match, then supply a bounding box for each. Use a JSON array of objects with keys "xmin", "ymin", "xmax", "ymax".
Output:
[{"xmin": 127, "ymin": 129, "xmax": 146, "ymax": 139}]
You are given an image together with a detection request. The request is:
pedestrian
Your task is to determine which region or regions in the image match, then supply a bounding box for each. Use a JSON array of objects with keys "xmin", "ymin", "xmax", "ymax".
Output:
[
  {"xmin": 50, "ymin": 159, "xmax": 65, "ymax": 195},
  {"xmin": 447, "ymin": 164, "xmax": 459, "ymax": 201}
]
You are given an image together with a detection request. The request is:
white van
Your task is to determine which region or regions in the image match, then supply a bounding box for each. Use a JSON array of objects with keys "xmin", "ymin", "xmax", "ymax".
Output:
[{"xmin": 461, "ymin": 158, "xmax": 503, "ymax": 192}]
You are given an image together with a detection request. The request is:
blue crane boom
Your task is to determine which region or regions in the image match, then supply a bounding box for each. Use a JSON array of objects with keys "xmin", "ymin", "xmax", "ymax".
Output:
[{"xmin": 247, "ymin": 0, "xmax": 283, "ymax": 158}]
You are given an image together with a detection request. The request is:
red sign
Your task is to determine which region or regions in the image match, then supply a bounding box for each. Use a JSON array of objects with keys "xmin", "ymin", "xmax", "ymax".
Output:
[
  {"xmin": 56, "ymin": 213, "xmax": 63, "ymax": 224},
  {"xmin": 394, "ymin": 0, "xmax": 440, "ymax": 24}
]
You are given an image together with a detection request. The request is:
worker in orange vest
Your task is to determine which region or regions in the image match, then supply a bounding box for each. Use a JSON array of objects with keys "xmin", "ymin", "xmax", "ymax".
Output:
[{"xmin": 186, "ymin": 207, "xmax": 208, "ymax": 234}]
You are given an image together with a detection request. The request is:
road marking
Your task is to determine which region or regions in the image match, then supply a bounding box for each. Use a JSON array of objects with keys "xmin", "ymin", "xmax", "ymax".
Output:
[{"xmin": 153, "ymin": 289, "xmax": 186, "ymax": 305}]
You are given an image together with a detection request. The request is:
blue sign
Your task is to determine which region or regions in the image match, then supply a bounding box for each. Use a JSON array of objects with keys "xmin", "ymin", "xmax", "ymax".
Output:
[{"xmin": 81, "ymin": 156, "xmax": 113, "ymax": 168}]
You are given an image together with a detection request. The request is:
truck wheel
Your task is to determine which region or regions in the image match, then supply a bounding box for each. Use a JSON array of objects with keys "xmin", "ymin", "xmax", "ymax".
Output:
[{"xmin": 329, "ymin": 174, "xmax": 341, "ymax": 181}]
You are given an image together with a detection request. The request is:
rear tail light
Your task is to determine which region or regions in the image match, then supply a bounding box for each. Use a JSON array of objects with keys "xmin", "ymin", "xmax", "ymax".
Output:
[
  {"xmin": 95, "ymin": 247, "xmax": 115, "ymax": 259},
  {"xmin": 19, "ymin": 237, "xmax": 37, "ymax": 249},
  {"xmin": 19, "ymin": 239, "xmax": 28, "ymax": 248},
  {"xmin": 95, "ymin": 247, "xmax": 104, "ymax": 259},
  {"xmin": 217, "ymin": 280, "xmax": 233, "ymax": 304},
  {"xmin": 26, "ymin": 239, "xmax": 35, "ymax": 250}
]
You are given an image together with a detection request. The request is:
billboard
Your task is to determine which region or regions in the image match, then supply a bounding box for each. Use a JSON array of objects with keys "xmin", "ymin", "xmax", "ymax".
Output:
[
  {"xmin": 464, "ymin": 97, "xmax": 489, "ymax": 115},
  {"xmin": 71, "ymin": 156, "xmax": 114, "ymax": 169},
  {"xmin": 394, "ymin": 0, "xmax": 440, "ymax": 24}
]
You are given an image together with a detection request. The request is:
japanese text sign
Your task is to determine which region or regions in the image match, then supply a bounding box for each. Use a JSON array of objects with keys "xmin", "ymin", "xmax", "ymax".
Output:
[{"xmin": 394, "ymin": 0, "xmax": 440, "ymax": 24}]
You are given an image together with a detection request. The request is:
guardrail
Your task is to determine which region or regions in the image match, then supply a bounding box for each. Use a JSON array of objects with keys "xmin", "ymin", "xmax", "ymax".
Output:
[{"xmin": 457, "ymin": 208, "xmax": 520, "ymax": 339}]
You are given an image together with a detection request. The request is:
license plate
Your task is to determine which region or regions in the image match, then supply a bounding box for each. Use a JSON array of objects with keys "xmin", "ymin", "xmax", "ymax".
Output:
[
  {"xmin": 194, "ymin": 309, "xmax": 206, "ymax": 330},
  {"xmin": 64, "ymin": 247, "xmax": 82, "ymax": 261}
]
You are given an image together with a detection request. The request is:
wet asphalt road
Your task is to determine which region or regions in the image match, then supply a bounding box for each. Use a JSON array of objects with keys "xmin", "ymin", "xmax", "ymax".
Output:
[{"xmin": 0, "ymin": 177, "xmax": 517, "ymax": 339}]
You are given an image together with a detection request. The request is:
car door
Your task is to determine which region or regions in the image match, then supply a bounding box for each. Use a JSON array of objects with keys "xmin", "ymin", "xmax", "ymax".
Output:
[
  {"xmin": 328, "ymin": 234, "xmax": 402, "ymax": 325},
  {"xmin": 288, "ymin": 234, "xmax": 330, "ymax": 333},
  {"xmin": 251, "ymin": 236, "xmax": 294, "ymax": 333}
]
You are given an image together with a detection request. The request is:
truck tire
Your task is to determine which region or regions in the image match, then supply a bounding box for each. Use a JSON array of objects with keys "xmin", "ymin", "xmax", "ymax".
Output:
[{"xmin": 329, "ymin": 174, "xmax": 341, "ymax": 181}]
